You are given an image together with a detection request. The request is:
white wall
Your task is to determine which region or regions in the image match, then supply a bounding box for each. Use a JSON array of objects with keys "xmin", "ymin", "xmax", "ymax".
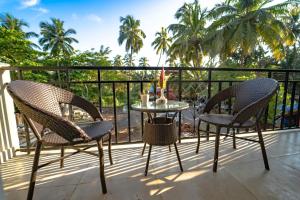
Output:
[{"xmin": 0, "ymin": 63, "xmax": 19, "ymax": 164}]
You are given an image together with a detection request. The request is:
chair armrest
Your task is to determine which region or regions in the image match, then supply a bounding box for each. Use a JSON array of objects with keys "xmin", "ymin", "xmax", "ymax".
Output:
[
  {"xmin": 69, "ymin": 95, "xmax": 104, "ymax": 121},
  {"xmin": 231, "ymin": 94, "xmax": 272, "ymax": 125},
  {"xmin": 203, "ymin": 86, "xmax": 236, "ymax": 113},
  {"xmin": 53, "ymin": 87, "xmax": 103, "ymax": 121}
]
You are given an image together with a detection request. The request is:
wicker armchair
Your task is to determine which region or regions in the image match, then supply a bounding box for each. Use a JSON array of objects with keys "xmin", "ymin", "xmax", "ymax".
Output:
[
  {"xmin": 196, "ymin": 78, "xmax": 279, "ymax": 172},
  {"xmin": 7, "ymin": 80, "xmax": 113, "ymax": 200}
]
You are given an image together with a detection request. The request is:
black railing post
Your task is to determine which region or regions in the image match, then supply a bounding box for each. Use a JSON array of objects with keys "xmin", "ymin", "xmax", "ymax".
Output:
[
  {"xmin": 127, "ymin": 82, "xmax": 131, "ymax": 142},
  {"xmin": 273, "ymin": 90, "xmax": 279, "ymax": 130},
  {"xmin": 178, "ymin": 69, "xmax": 182, "ymax": 143},
  {"xmin": 66, "ymin": 69, "xmax": 73, "ymax": 121},
  {"xmin": 17, "ymin": 69, "xmax": 23, "ymax": 80},
  {"xmin": 264, "ymin": 71, "xmax": 272, "ymax": 130},
  {"xmin": 228, "ymin": 81, "xmax": 233, "ymax": 114},
  {"xmin": 154, "ymin": 81, "xmax": 157, "ymax": 118},
  {"xmin": 112, "ymin": 82, "xmax": 118, "ymax": 143},
  {"xmin": 207, "ymin": 69, "xmax": 212, "ymax": 99},
  {"xmin": 206, "ymin": 70, "xmax": 212, "ymax": 140},
  {"xmin": 97, "ymin": 69, "xmax": 102, "ymax": 113},
  {"xmin": 281, "ymin": 71, "xmax": 289, "ymax": 129},
  {"xmin": 289, "ymin": 82, "xmax": 296, "ymax": 128},
  {"xmin": 218, "ymin": 82, "xmax": 222, "ymax": 114},
  {"xmin": 140, "ymin": 82, "xmax": 144, "ymax": 138},
  {"xmin": 297, "ymin": 83, "xmax": 300, "ymax": 127}
]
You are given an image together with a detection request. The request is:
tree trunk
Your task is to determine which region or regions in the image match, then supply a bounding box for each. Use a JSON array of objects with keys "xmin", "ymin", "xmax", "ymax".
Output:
[
  {"xmin": 194, "ymin": 46, "xmax": 201, "ymax": 79},
  {"xmin": 130, "ymin": 48, "xmax": 133, "ymax": 66},
  {"xmin": 157, "ymin": 52, "xmax": 162, "ymax": 67},
  {"xmin": 57, "ymin": 58, "xmax": 62, "ymax": 88}
]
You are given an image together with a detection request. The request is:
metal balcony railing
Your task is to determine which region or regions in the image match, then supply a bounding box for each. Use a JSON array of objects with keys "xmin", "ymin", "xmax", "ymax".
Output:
[{"xmin": 3, "ymin": 66, "xmax": 300, "ymax": 152}]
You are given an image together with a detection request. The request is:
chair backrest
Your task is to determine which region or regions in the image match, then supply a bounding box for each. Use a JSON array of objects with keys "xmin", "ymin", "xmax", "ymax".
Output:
[
  {"xmin": 9, "ymin": 80, "xmax": 63, "ymax": 116},
  {"xmin": 7, "ymin": 80, "xmax": 89, "ymax": 142},
  {"xmin": 232, "ymin": 78, "xmax": 278, "ymax": 114}
]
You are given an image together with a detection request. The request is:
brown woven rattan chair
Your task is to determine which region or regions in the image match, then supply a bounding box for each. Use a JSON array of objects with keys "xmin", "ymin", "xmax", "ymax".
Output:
[
  {"xmin": 196, "ymin": 78, "xmax": 279, "ymax": 172},
  {"xmin": 6, "ymin": 80, "xmax": 113, "ymax": 200}
]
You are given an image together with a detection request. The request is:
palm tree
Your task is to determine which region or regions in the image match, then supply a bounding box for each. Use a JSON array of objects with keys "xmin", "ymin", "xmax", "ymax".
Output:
[
  {"xmin": 113, "ymin": 55, "xmax": 123, "ymax": 66},
  {"xmin": 124, "ymin": 53, "xmax": 135, "ymax": 66},
  {"xmin": 99, "ymin": 45, "xmax": 112, "ymax": 58},
  {"xmin": 281, "ymin": 6, "xmax": 300, "ymax": 71},
  {"xmin": 152, "ymin": 27, "xmax": 172, "ymax": 66},
  {"xmin": 39, "ymin": 18, "xmax": 78, "ymax": 60},
  {"xmin": 118, "ymin": 15, "xmax": 146, "ymax": 66},
  {"xmin": 0, "ymin": 13, "xmax": 38, "ymax": 38},
  {"xmin": 168, "ymin": 0, "xmax": 207, "ymax": 67},
  {"xmin": 207, "ymin": 0, "xmax": 296, "ymax": 66},
  {"xmin": 139, "ymin": 57, "xmax": 150, "ymax": 67}
]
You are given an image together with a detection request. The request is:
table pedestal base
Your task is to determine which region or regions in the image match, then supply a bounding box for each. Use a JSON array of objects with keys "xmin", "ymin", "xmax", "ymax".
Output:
[{"xmin": 142, "ymin": 117, "xmax": 183, "ymax": 176}]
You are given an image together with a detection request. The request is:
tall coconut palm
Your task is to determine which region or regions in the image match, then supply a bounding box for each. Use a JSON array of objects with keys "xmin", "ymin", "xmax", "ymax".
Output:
[
  {"xmin": 152, "ymin": 27, "xmax": 172, "ymax": 66},
  {"xmin": 0, "ymin": 13, "xmax": 38, "ymax": 38},
  {"xmin": 124, "ymin": 53, "xmax": 135, "ymax": 66},
  {"xmin": 168, "ymin": 0, "xmax": 207, "ymax": 67},
  {"xmin": 118, "ymin": 15, "xmax": 146, "ymax": 66},
  {"xmin": 113, "ymin": 55, "xmax": 123, "ymax": 66},
  {"xmin": 139, "ymin": 57, "xmax": 150, "ymax": 67},
  {"xmin": 207, "ymin": 0, "xmax": 296, "ymax": 66},
  {"xmin": 98, "ymin": 45, "xmax": 111, "ymax": 61},
  {"xmin": 281, "ymin": 6, "xmax": 300, "ymax": 70},
  {"xmin": 39, "ymin": 18, "xmax": 78, "ymax": 60}
]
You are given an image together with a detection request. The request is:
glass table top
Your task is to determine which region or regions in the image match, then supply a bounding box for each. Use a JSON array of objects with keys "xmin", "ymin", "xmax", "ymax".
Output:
[{"xmin": 131, "ymin": 100, "xmax": 189, "ymax": 113}]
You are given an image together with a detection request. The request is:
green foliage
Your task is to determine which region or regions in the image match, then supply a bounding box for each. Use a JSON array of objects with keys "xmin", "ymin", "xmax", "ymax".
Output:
[
  {"xmin": 2, "ymin": 4, "xmax": 300, "ymax": 125},
  {"xmin": 113, "ymin": 55, "xmax": 123, "ymax": 66},
  {"xmin": 206, "ymin": 0, "xmax": 295, "ymax": 65},
  {"xmin": 0, "ymin": 27, "xmax": 39, "ymax": 65}
]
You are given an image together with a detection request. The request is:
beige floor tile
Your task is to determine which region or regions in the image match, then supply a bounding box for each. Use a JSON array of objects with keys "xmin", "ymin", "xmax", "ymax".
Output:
[
  {"xmin": 2, "ymin": 132, "xmax": 300, "ymax": 200},
  {"xmin": 5, "ymin": 185, "xmax": 76, "ymax": 200},
  {"xmin": 225, "ymin": 158, "xmax": 300, "ymax": 200}
]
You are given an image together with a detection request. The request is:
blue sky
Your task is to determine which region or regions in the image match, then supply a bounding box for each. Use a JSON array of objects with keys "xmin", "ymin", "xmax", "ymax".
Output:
[{"xmin": 0, "ymin": 0, "xmax": 283, "ymax": 65}]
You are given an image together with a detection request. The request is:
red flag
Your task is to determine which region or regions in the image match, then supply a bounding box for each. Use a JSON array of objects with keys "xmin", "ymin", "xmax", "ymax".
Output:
[{"xmin": 159, "ymin": 66, "xmax": 165, "ymax": 88}]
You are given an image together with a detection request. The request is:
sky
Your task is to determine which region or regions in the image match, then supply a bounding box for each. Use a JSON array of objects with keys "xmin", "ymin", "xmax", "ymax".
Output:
[{"xmin": 0, "ymin": 0, "xmax": 284, "ymax": 65}]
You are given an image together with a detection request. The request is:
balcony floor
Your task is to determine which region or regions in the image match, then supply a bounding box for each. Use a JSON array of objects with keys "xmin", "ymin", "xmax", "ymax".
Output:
[{"xmin": 1, "ymin": 130, "xmax": 300, "ymax": 200}]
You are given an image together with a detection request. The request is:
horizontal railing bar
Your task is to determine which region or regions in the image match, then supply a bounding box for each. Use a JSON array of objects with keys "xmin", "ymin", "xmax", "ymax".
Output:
[
  {"xmin": 61, "ymin": 80, "xmax": 300, "ymax": 85},
  {"xmin": 4, "ymin": 66, "xmax": 300, "ymax": 73}
]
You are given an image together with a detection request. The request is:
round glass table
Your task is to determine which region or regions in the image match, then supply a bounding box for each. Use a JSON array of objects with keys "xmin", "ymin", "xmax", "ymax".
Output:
[
  {"xmin": 131, "ymin": 100, "xmax": 189, "ymax": 176},
  {"xmin": 131, "ymin": 100, "xmax": 189, "ymax": 122}
]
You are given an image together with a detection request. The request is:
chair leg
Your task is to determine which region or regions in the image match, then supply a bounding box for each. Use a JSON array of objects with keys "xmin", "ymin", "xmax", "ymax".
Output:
[
  {"xmin": 60, "ymin": 146, "xmax": 64, "ymax": 168},
  {"xmin": 108, "ymin": 133, "xmax": 113, "ymax": 165},
  {"xmin": 213, "ymin": 126, "xmax": 221, "ymax": 172},
  {"xmin": 206, "ymin": 124, "xmax": 210, "ymax": 141},
  {"xmin": 27, "ymin": 141, "xmax": 42, "ymax": 200},
  {"xmin": 97, "ymin": 139, "xmax": 107, "ymax": 194},
  {"xmin": 168, "ymin": 145, "xmax": 171, "ymax": 152},
  {"xmin": 232, "ymin": 128, "xmax": 236, "ymax": 149},
  {"xmin": 196, "ymin": 120, "xmax": 201, "ymax": 154},
  {"xmin": 144, "ymin": 145, "xmax": 152, "ymax": 176},
  {"xmin": 141, "ymin": 142, "xmax": 147, "ymax": 156},
  {"xmin": 174, "ymin": 143, "xmax": 183, "ymax": 172},
  {"xmin": 257, "ymin": 123, "xmax": 270, "ymax": 170}
]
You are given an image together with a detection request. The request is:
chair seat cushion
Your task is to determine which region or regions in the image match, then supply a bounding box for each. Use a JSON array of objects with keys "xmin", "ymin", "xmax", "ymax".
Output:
[
  {"xmin": 79, "ymin": 120, "xmax": 113, "ymax": 140},
  {"xmin": 199, "ymin": 114, "xmax": 255, "ymax": 128},
  {"xmin": 42, "ymin": 121, "xmax": 113, "ymax": 145}
]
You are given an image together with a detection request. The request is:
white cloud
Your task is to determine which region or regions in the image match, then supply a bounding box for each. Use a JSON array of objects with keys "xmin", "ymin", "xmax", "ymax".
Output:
[
  {"xmin": 21, "ymin": 0, "xmax": 39, "ymax": 8},
  {"xmin": 86, "ymin": 14, "xmax": 102, "ymax": 23},
  {"xmin": 72, "ymin": 13, "xmax": 78, "ymax": 20},
  {"xmin": 33, "ymin": 7, "xmax": 49, "ymax": 14}
]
